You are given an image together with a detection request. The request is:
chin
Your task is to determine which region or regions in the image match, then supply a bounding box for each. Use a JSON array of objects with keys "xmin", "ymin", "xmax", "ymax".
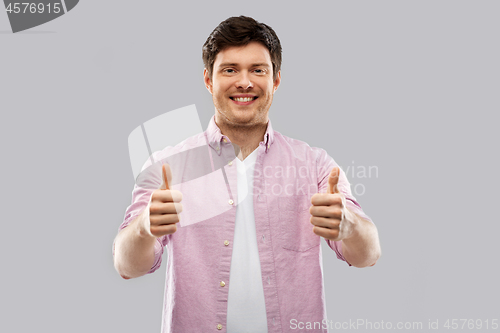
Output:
[{"xmin": 230, "ymin": 115, "xmax": 255, "ymax": 125}]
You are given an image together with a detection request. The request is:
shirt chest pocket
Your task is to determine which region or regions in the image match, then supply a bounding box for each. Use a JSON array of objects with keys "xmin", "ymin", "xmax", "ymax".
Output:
[{"xmin": 278, "ymin": 195, "xmax": 320, "ymax": 252}]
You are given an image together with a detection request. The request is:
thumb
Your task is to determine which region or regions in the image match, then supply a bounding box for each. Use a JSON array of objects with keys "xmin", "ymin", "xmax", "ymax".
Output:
[
  {"xmin": 327, "ymin": 167, "xmax": 340, "ymax": 194},
  {"xmin": 160, "ymin": 163, "xmax": 172, "ymax": 190}
]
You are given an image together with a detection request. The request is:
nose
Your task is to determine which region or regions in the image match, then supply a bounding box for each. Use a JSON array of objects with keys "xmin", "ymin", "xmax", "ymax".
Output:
[{"xmin": 235, "ymin": 71, "xmax": 253, "ymax": 90}]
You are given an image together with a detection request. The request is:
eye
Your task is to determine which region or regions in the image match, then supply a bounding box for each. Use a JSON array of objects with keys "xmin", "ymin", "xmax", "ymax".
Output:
[
  {"xmin": 253, "ymin": 68, "xmax": 268, "ymax": 76},
  {"xmin": 223, "ymin": 68, "xmax": 236, "ymax": 74}
]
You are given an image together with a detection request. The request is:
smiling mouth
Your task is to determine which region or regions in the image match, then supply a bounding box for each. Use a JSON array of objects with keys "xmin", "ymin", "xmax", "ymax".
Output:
[{"xmin": 230, "ymin": 96, "xmax": 258, "ymax": 102}]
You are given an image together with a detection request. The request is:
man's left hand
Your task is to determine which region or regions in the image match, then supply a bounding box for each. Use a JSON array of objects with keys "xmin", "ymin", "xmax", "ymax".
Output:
[{"xmin": 309, "ymin": 167, "xmax": 356, "ymax": 241}]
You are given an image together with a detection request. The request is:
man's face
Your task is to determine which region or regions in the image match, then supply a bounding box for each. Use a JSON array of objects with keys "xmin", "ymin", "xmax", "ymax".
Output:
[{"xmin": 204, "ymin": 42, "xmax": 281, "ymax": 128}]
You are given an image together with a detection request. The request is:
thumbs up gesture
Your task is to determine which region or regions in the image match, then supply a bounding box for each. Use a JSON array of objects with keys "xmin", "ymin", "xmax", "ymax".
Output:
[
  {"xmin": 145, "ymin": 164, "xmax": 183, "ymax": 237},
  {"xmin": 310, "ymin": 167, "xmax": 354, "ymax": 241}
]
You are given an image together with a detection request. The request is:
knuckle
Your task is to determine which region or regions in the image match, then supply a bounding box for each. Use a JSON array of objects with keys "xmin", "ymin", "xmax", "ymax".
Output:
[
  {"xmin": 331, "ymin": 195, "xmax": 342, "ymax": 206},
  {"xmin": 149, "ymin": 215, "xmax": 158, "ymax": 226},
  {"xmin": 311, "ymin": 216, "xmax": 321, "ymax": 226},
  {"xmin": 331, "ymin": 208, "xmax": 342, "ymax": 218},
  {"xmin": 312, "ymin": 226, "xmax": 319, "ymax": 235},
  {"xmin": 171, "ymin": 190, "xmax": 183, "ymax": 202},
  {"xmin": 176, "ymin": 203, "xmax": 183, "ymax": 213},
  {"xmin": 164, "ymin": 190, "xmax": 174, "ymax": 202},
  {"xmin": 149, "ymin": 203, "xmax": 160, "ymax": 214},
  {"xmin": 150, "ymin": 225, "xmax": 161, "ymax": 237},
  {"xmin": 165, "ymin": 202, "xmax": 175, "ymax": 212},
  {"xmin": 151, "ymin": 190, "xmax": 160, "ymax": 202},
  {"xmin": 310, "ymin": 193, "xmax": 319, "ymax": 204},
  {"xmin": 151, "ymin": 223, "xmax": 177, "ymax": 236},
  {"xmin": 330, "ymin": 230, "xmax": 339, "ymax": 239},
  {"xmin": 167, "ymin": 224, "xmax": 177, "ymax": 234}
]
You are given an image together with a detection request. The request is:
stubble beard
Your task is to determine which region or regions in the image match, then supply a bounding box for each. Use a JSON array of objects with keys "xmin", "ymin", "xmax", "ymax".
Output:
[{"xmin": 214, "ymin": 93, "xmax": 273, "ymax": 132}]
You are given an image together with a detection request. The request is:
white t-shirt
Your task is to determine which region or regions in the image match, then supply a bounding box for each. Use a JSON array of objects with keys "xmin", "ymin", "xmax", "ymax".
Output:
[{"xmin": 226, "ymin": 148, "xmax": 268, "ymax": 332}]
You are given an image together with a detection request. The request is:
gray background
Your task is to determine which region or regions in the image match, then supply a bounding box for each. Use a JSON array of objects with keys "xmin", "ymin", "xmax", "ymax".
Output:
[{"xmin": 1, "ymin": 0, "xmax": 498, "ymax": 332}]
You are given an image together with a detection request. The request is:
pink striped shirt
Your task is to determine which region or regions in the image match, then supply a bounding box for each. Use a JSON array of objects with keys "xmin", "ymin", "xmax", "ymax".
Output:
[{"xmin": 116, "ymin": 116, "xmax": 372, "ymax": 332}]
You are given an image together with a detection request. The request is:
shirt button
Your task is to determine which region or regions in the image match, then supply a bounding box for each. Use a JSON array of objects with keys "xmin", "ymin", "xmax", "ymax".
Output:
[
  {"xmin": 228, "ymin": 160, "xmax": 233, "ymax": 166},
  {"xmin": 215, "ymin": 146, "xmax": 220, "ymax": 151},
  {"xmin": 217, "ymin": 324, "xmax": 223, "ymax": 330},
  {"xmin": 220, "ymin": 281, "xmax": 226, "ymax": 287},
  {"xmin": 228, "ymin": 199, "xmax": 234, "ymax": 205},
  {"xmin": 224, "ymin": 240, "xmax": 230, "ymax": 246},
  {"xmin": 222, "ymin": 138, "xmax": 228, "ymax": 143}
]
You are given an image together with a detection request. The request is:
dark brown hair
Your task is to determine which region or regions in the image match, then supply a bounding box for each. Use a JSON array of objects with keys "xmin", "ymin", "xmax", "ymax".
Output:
[{"xmin": 202, "ymin": 16, "xmax": 282, "ymax": 81}]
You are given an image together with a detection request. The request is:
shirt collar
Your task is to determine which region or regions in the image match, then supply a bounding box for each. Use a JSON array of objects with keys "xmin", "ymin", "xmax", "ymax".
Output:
[{"xmin": 206, "ymin": 115, "xmax": 275, "ymax": 155}]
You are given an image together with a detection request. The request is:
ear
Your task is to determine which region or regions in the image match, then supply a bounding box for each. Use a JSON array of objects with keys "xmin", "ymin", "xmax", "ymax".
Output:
[
  {"xmin": 203, "ymin": 68, "xmax": 213, "ymax": 95},
  {"xmin": 273, "ymin": 70, "xmax": 281, "ymax": 93}
]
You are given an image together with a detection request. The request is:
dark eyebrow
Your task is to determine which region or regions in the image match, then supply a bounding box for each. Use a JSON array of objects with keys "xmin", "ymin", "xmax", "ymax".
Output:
[
  {"xmin": 217, "ymin": 62, "xmax": 271, "ymax": 68},
  {"xmin": 217, "ymin": 63, "xmax": 239, "ymax": 68},
  {"xmin": 250, "ymin": 63, "xmax": 270, "ymax": 68}
]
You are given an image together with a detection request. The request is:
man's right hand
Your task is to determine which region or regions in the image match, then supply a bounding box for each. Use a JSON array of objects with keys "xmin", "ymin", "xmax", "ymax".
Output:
[{"xmin": 143, "ymin": 164, "xmax": 183, "ymax": 237}]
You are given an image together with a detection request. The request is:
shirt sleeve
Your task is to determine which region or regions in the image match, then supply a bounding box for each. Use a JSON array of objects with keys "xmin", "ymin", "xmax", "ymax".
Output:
[
  {"xmin": 314, "ymin": 147, "xmax": 374, "ymax": 266},
  {"xmin": 112, "ymin": 152, "xmax": 170, "ymax": 275}
]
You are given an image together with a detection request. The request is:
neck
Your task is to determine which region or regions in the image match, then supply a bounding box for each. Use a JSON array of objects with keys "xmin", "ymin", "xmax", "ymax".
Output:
[{"xmin": 214, "ymin": 116, "xmax": 268, "ymax": 160}]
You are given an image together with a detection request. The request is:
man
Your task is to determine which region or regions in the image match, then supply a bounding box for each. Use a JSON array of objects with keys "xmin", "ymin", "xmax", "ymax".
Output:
[{"xmin": 113, "ymin": 16, "xmax": 381, "ymax": 333}]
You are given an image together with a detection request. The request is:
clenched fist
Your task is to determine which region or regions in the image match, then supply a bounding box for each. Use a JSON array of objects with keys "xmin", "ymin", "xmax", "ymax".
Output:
[
  {"xmin": 143, "ymin": 164, "xmax": 183, "ymax": 238},
  {"xmin": 309, "ymin": 167, "xmax": 355, "ymax": 241}
]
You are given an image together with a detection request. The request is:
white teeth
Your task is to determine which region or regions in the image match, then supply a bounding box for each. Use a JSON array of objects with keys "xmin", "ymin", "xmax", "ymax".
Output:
[{"xmin": 233, "ymin": 97, "xmax": 254, "ymax": 102}]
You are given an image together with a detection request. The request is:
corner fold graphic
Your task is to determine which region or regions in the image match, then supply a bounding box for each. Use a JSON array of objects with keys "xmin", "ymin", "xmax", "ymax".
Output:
[
  {"xmin": 64, "ymin": 0, "xmax": 78, "ymax": 12},
  {"xmin": 3, "ymin": 0, "xmax": 80, "ymax": 33}
]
